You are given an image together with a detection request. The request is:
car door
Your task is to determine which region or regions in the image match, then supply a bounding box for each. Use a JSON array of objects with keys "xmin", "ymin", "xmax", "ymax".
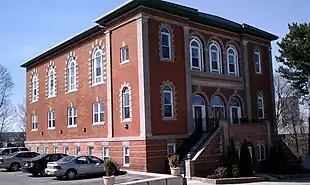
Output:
[
  {"xmin": 75, "ymin": 156, "xmax": 91, "ymax": 176},
  {"xmin": 87, "ymin": 156, "xmax": 104, "ymax": 174}
]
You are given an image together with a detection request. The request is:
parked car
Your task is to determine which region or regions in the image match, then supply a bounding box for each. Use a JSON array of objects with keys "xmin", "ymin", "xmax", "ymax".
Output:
[
  {"xmin": 0, "ymin": 151, "xmax": 39, "ymax": 171},
  {"xmin": 22, "ymin": 153, "xmax": 68, "ymax": 176},
  {"xmin": 0, "ymin": 147, "xmax": 29, "ymax": 156},
  {"xmin": 45, "ymin": 155, "xmax": 106, "ymax": 180}
]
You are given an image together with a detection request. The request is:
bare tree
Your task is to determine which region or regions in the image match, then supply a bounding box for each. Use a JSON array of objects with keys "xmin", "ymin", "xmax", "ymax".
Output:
[
  {"xmin": 0, "ymin": 102, "xmax": 14, "ymax": 133},
  {"xmin": 15, "ymin": 100, "xmax": 26, "ymax": 132}
]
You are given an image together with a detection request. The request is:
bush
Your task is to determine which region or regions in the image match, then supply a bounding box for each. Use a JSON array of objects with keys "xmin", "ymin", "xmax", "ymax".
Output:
[
  {"xmin": 263, "ymin": 143, "xmax": 289, "ymax": 174},
  {"xmin": 207, "ymin": 167, "xmax": 228, "ymax": 179},
  {"xmin": 225, "ymin": 139, "xmax": 240, "ymax": 177},
  {"xmin": 239, "ymin": 140, "xmax": 253, "ymax": 177},
  {"xmin": 168, "ymin": 154, "xmax": 180, "ymax": 168},
  {"xmin": 103, "ymin": 158, "xmax": 119, "ymax": 176}
]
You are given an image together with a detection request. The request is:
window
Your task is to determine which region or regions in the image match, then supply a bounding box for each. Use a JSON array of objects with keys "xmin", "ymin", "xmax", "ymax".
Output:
[
  {"xmin": 190, "ymin": 37, "xmax": 203, "ymax": 71},
  {"xmin": 120, "ymin": 46, "xmax": 129, "ymax": 63},
  {"xmin": 92, "ymin": 47, "xmax": 103, "ymax": 84},
  {"xmin": 93, "ymin": 102, "xmax": 104, "ymax": 124},
  {"xmin": 230, "ymin": 97, "xmax": 241, "ymax": 124},
  {"xmin": 254, "ymin": 48, "xmax": 262, "ymax": 73},
  {"xmin": 68, "ymin": 59, "xmax": 77, "ymax": 92},
  {"xmin": 68, "ymin": 107, "xmax": 77, "ymax": 127},
  {"xmin": 122, "ymin": 87, "xmax": 131, "ymax": 120},
  {"xmin": 36, "ymin": 146, "xmax": 40, "ymax": 153},
  {"xmin": 123, "ymin": 146, "xmax": 130, "ymax": 166},
  {"xmin": 63, "ymin": 146, "xmax": 69, "ymax": 155},
  {"xmin": 31, "ymin": 114, "xmax": 38, "ymax": 131},
  {"xmin": 88, "ymin": 156, "xmax": 102, "ymax": 164},
  {"xmin": 167, "ymin": 143, "xmax": 176, "ymax": 155},
  {"xmin": 163, "ymin": 85, "xmax": 173, "ymax": 118},
  {"xmin": 44, "ymin": 146, "xmax": 48, "ymax": 154},
  {"xmin": 48, "ymin": 111, "xmax": 55, "ymax": 129},
  {"xmin": 209, "ymin": 42, "xmax": 221, "ymax": 74},
  {"xmin": 76, "ymin": 156, "xmax": 88, "ymax": 164},
  {"xmin": 256, "ymin": 144, "xmax": 266, "ymax": 161},
  {"xmin": 235, "ymin": 146, "xmax": 240, "ymax": 158},
  {"xmin": 32, "ymin": 74, "xmax": 39, "ymax": 102},
  {"xmin": 48, "ymin": 68, "xmax": 56, "ymax": 97},
  {"xmin": 53, "ymin": 146, "xmax": 58, "ymax": 153},
  {"xmin": 88, "ymin": 146, "xmax": 94, "ymax": 156},
  {"xmin": 227, "ymin": 46, "xmax": 238, "ymax": 76},
  {"xmin": 211, "ymin": 96, "xmax": 225, "ymax": 120},
  {"xmin": 257, "ymin": 93, "xmax": 264, "ymax": 119},
  {"xmin": 102, "ymin": 146, "xmax": 109, "ymax": 160},
  {"xmin": 160, "ymin": 27, "xmax": 171, "ymax": 60},
  {"xmin": 74, "ymin": 146, "xmax": 80, "ymax": 156}
]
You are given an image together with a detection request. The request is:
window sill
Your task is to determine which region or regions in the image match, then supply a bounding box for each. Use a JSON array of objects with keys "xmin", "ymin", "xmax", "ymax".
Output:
[
  {"xmin": 67, "ymin": 125, "xmax": 77, "ymax": 128},
  {"xmin": 162, "ymin": 117, "xmax": 176, "ymax": 121},
  {"xmin": 160, "ymin": 58, "xmax": 173, "ymax": 62},
  {"xmin": 255, "ymin": 72, "xmax": 263, "ymax": 75},
  {"xmin": 120, "ymin": 60, "xmax": 130, "ymax": 64},
  {"xmin": 123, "ymin": 164, "xmax": 130, "ymax": 168},
  {"xmin": 31, "ymin": 100, "xmax": 39, "ymax": 104},
  {"xmin": 93, "ymin": 122, "xmax": 105, "ymax": 126},
  {"xmin": 66, "ymin": 89, "xmax": 78, "ymax": 94},
  {"xmin": 31, "ymin": 129, "xmax": 38, "ymax": 132},
  {"xmin": 91, "ymin": 82, "xmax": 105, "ymax": 87},
  {"xmin": 121, "ymin": 118, "xmax": 132, "ymax": 123},
  {"xmin": 47, "ymin": 127, "xmax": 56, "ymax": 130},
  {"xmin": 47, "ymin": 95, "xmax": 56, "ymax": 99}
]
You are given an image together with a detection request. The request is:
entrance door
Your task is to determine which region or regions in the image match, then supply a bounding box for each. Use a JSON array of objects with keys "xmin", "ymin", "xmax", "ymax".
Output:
[
  {"xmin": 193, "ymin": 106, "xmax": 207, "ymax": 132},
  {"xmin": 230, "ymin": 107, "xmax": 241, "ymax": 124}
]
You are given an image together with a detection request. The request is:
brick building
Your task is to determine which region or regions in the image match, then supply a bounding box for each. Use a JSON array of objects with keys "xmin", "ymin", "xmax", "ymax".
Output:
[{"xmin": 21, "ymin": 0, "xmax": 278, "ymax": 174}]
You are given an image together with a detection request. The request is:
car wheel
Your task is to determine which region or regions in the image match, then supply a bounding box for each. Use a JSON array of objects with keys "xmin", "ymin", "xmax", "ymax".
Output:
[
  {"xmin": 40, "ymin": 169, "xmax": 46, "ymax": 176},
  {"xmin": 32, "ymin": 172, "xmax": 39, "ymax": 177},
  {"xmin": 10, "ymin": 163, "xmax": 20, "ymax": 171},
  {"xmin": 65, "ymin": 169, "xmax": 77, "ymax": 180}
]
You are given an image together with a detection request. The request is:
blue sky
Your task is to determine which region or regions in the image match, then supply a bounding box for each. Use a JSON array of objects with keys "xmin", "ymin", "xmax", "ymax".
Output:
[{"xmin": 0, "ymin": 0, "xmax": 309, "ymax": 105}]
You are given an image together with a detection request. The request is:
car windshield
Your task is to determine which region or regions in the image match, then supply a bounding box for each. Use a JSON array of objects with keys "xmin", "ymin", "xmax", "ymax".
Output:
[
  {"xmin": 31, "ymin": 154, "xmax": 46, "ymax": 161},
  {"xmin": 58, "ymin": 156, "xmax": 75, "ymax": 162}
]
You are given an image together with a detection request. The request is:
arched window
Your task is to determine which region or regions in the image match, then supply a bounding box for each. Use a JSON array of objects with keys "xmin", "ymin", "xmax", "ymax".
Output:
[
  {"xmin": 190, "ymin": 37, "xmax": 203, "ymax": 71},
  {"xmin": 68, "ymin": 59, "xmax": 77, "ymax": 92},
  {"xmin": 48, "ymin": 68, "xmax": 56, "ymax": 97},
  {"xmin": 192, "ymin": 95, "xmax": 205, "ymax": 106},
  {"xmin": 122, "ymin": 87, "xmax": 131, "ymax": 120},
  {"xmin": 209, "ymin": 42, "xmax": 221, "ymax": 74},
  {"xmin": 254, "ymin": 48, "xmax": 262, "ymax": 73},
  {"xmin": 92, "ymin": 47, "xmax": 103, "ymax": 84},
  {"xmin": 230, "ymin": 97, "xmax": 241, "ymax": 124},
  {"xmin": 160, "ymin": 27, "xmax": 171, "ymax": 60},
  {"xmin": 163, "ymin": 85, "xmax": 173, "ymax": 118},
  {"xmin": 32, "ymin": 74, "xmax": 39, "ymax": 102},
  {"xmin": 257, "ymin": 93, "xmax": 264, "ymax": 118},
  {"xmin": 227, "ymin": 46, "xmax": 239, "ymax": 76},
  {"xmin": 211, "ymin": 96, "xmax": 225, "ymax": 120}
]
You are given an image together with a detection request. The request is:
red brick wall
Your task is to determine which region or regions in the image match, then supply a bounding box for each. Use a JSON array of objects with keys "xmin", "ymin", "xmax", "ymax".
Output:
[{"xmin": 229, "ymin": 123, "xmax": 267, "ymax": 144}]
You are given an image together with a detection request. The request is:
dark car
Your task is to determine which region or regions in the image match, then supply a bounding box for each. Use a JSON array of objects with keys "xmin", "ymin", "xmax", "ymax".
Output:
[{"xmin": 22, "ymin": 153, "xmax": 68, "ymax": 176}]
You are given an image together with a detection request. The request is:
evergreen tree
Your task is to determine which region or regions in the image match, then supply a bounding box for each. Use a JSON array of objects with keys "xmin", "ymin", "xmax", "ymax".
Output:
[{"xmin": 239, "ymin": 140, "xmax": 253, "ymax": 177}]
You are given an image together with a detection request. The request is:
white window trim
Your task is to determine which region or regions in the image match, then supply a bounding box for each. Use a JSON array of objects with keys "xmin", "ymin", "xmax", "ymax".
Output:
[
  {"xmin": 68, "ymin": 59, "xmax": 77, "ymax": 92},
  {"xmin": 257, "ymin": 93, "xmax": 265, "ymax": 119},
  {"xmin": 63, "ymin": 146, "xmax": 69, "ymax": 155},
  {"xmin": 68, "ymin": 107, "xmax": 77, "ymax": 128},
  {"xmin": 209, "ymin": 42, "xmax": 222, "ymax": 74},
  {"xmin": 167, "ymin": 143, "xmax": 176, "ymax": 155},
  {"xmin": 74, "ymin": 146, "xmax": 80, "ymax": 156},
  {"xmin": 47, "ymin": 68, "xmax": 56, "ymax": 98},
  {"xmin": 227, "ymin": 46, "xmax": 239, "ymax": 76},
  {"xmin": 31, "ymin": 75, "xmax": 39, "ymax": 102},
  {"xmin": 36, "ymin": 146, "xmax": 40, "ymax": 153},
  {"xmin": 160, "ymin": 28, "xmax": 172, "ymax": 60},
  {"xmin": 254, "ymin": 49, "xmax": 262, "ymax": 74},
  {"xmin": 256, "ymin": 143, "xmax": 266, "ymax": 161},
  {"xmin": 44, "ymin": 146, "xmax": 48, "ymax": 154},
  {"xmin": 120, "ymin": 46, "xmax": 130, "ymax": 64},
  {"xmin": 190, "ymin": 37, "xmax": 203, "ymax": 71},
  {"xmin": 88, "ymin": 145, "xmax": 94, "ymax": 156},
  {"xmin": 163, "ymin": 85, "xmax": 174, "ymax": 119},
  {"xmin": 102, "ymin": 146, "xmax": 109, "ymax": 160},
  {"xmin": 93, "ymin": 102, "xmax": 105, "ymax": 125},
  {"xmin": 122, "ymin": 88, "xmax": 132, "ymax": 122},
  {"xmin": 31, "ymin": 114, "xmax": 38, "ymax": 131},
  {"xmin": 92, "ymin": 48, "xmax": 104, "ymax": 85},
  {"xmin": 123, "ymin": 146, "xmax": 130, "ymax": 167},
  {"xmin": 47, "ymin": 111, "xmax": 55, "ymax": 130},
  {"xmin": 53, "ymin": 146, "xmax": 58, "ymax": 153}
]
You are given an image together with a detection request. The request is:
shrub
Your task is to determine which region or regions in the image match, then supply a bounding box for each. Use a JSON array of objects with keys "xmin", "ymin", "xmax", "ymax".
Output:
[
  {"xmin": 168, "ymin": 154, "xmax": 180, "ymax": 168},
  {"xmin": 207, "ymin": 167, "xmax": 228, "ymax": 179},
  {"xmin": 225, "ymin": 139, "xmax": 240, "ymax": 177},
  {"xmin": 239, "ymin": 140, "xmax": 253, "ymax": 177},
  {"xmin": 103, "ymin": 158, "xmax": 119, "ymax": 176}
]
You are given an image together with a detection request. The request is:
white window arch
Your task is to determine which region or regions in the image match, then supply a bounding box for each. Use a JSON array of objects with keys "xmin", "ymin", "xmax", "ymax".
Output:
[
  {"xmin": 254, "ymin": 48, "xmax": 262, "ymax": 73},
  {"xmin": 92, "ymin": 47, "xmax": 103, "ymax": 84},
  {"xmin": 32, "ymin": 74, "xmax": 39, "ymax": 102},
  {"xmin": 230, "ymin": 97, "xmax": 241, "ymax": 124},
  {"xmin": 48, "ymin": 68, "xmax": 56, "ymax": 97},
  {"xmin": 211, "ymin": 96, "xmax": 225, "ymax": 120},
  {"xmin": 257, "ymin": 93, "xmax": 264, "ymax": 118},
  {"xmin": 227, "ymin": 46, "xmax": 239, "ymax": 76},
  {"xmin": 209, "ymin": 41, "xmax": 221, "ymax": 74},
  {"xmin": 68, "ymin": 59, "xmax": 77, "ymax": 92},
  {"xmin": 122, "ymin": 87, "xmax": 131, "ymax": 120},
  {"xmin": 163, "ymin": 85, "xmax": 174, "ymax": 118},
  {"xmin": 190, "ymin": 37, "xmax": 203, "ymax": 71},
  {"xmin": 160, "ymin": 27, "xmax": 171, "ymax": 60}
]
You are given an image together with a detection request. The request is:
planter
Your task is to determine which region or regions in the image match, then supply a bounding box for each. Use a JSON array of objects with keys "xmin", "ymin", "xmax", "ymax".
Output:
[
  {"xmin": 102, "ymin": 175, "xmax": 115, "ymax": 185},
  {"xmin": 170, "ymin": 167, "xmax": 181, "ymax": 176}
]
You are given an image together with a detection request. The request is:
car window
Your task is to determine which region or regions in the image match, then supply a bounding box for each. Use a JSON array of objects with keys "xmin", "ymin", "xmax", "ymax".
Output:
[
  {"xmin": 58, "ymin": 156, "xmax": 74, "ymax": 162},
  {"xmin": 19, "ymin": 148, "xmax": 29, "ymax": 151},
  {"xmin": 30, "ymin": 153, "xmax": 39, "ymax": 158},
  {"xmin": 49, "ymin": 155, "xmax": 60, "ymax": 162},
  {"xmin": 1, "ymin": 149, "xmax": 10, "ymax": 155},
  {"xmin": 16, "ymin": 153, "xmax": 25, "ymax": 158},
  {"xmin": 11, "ymin": 148, "xmax": 19, "ymax": 153},
  {"xmin": 75, "ymin": 157, "xmax": 88, "ymax": 164},
  {"xmin": 88, "ymin": 156, "xmax": 103, "ymax": 164}
]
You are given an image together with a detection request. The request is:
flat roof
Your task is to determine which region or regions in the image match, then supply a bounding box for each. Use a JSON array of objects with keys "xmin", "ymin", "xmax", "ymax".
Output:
[{"xmin": 21, "ymin": 0, "xmax": 278, "ymax": 68}]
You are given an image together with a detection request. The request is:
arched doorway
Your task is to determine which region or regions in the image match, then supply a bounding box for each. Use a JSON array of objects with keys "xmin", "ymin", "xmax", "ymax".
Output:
[
  {"xmin": 211, "ymin": 96, "xmax": 225, "ymax": 120},
  {"xmin": 230, "ymin": 97, "xmax": 241, "ymax": 124},
  {"xmin": 192, "ymin": 95, "xmax": 207, "ymax": 133}
]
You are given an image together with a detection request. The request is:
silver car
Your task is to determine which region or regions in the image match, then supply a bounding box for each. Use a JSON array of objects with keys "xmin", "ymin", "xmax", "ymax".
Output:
[
  {"xmin": 0, "ymin": 151, "xmax": 39, "ymax": 171},
  {"xmin": 45, "ymin": 155, "xmax": 105, "ymax": 180}
]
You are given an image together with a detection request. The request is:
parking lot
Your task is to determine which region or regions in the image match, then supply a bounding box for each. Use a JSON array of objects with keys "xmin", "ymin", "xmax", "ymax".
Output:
[{"xmin": 0, "ymin": 169, "xmax": 153, "ymax": 185}]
